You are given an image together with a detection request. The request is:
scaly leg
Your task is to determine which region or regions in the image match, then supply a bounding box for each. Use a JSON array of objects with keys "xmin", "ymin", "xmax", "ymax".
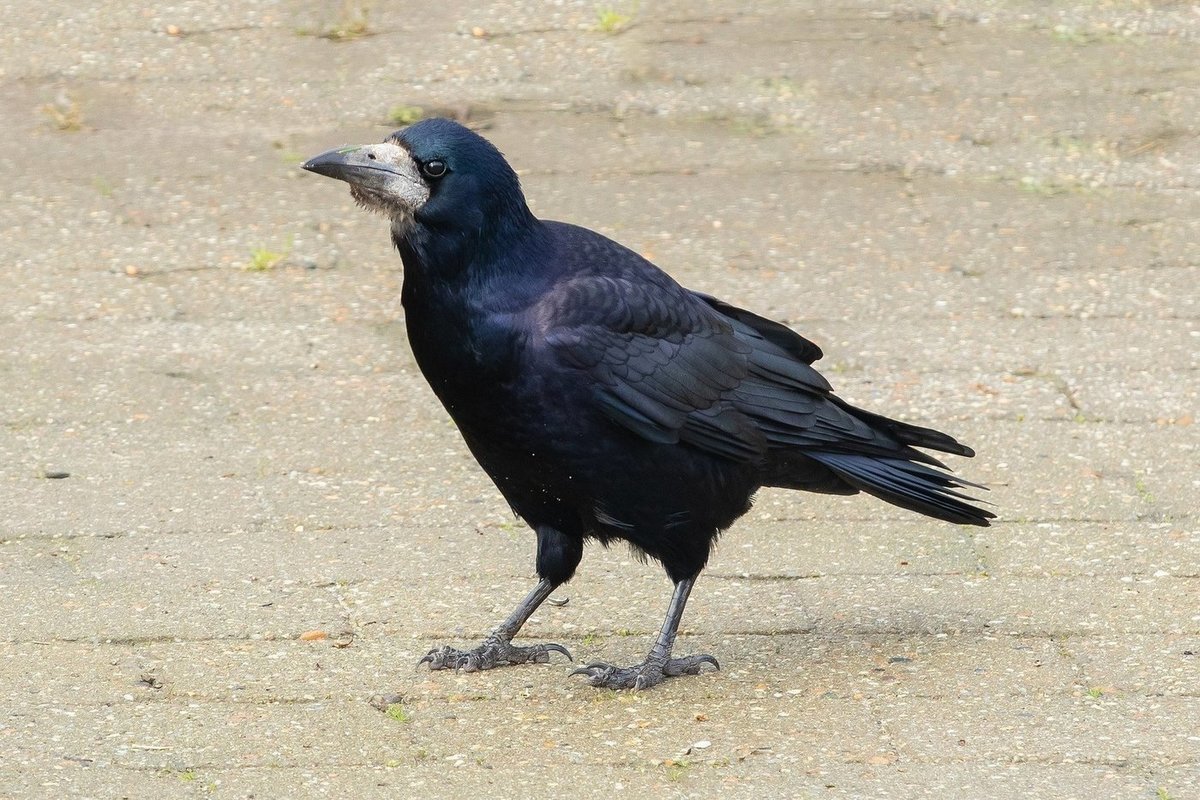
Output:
[
  {"xmin": 418, "ymin": 578, "xmax": 572, "ymax": 671},
  {"xmin": 571, "ymin": 576, "xmax": 719, "ymax": 690}
]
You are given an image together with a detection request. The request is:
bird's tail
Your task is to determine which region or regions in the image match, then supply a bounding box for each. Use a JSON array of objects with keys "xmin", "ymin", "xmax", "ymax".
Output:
[{"xmin": 803, "ymin": 451, "xmax": 994, "ymax": 526}]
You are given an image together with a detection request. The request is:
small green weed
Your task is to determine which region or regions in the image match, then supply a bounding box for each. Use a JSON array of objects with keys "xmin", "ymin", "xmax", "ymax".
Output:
[
  {"xmin": 299, "ymin": 2, "xmax": 374, "ymax": 41},
  {"xmin": 595, "ymin": 2, "xmax": 637, "ymax": 34},
  {"xmin": 663, "ymin": 759, "xmax": 689, "ymax": 782},
  {"xmin": 1133, "ymin": 474, "xmax": 1155, "ymax": 504},
  {"xmin": 246, "ymin": 247, "xmax": 286, "ymax": 272},
  {"xmin": 385, "ymin": 703, "xmax": 412, "ymax": 723},
  {"xmin": 388, "ymin": 105, "xmax": 427, "ymax": 126},
  {"xmin": 244, "ymin": 236, "xmax": 293, "ymax": 272}
]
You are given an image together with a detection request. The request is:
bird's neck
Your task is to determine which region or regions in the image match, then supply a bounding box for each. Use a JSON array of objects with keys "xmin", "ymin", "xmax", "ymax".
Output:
[
  {"xmin": 394, "ymin": 214, "xmax": 550, "ymax": 299},
  {"xmin": 396, "ymin": 222, "xmax": 547, "ymax": 415}
]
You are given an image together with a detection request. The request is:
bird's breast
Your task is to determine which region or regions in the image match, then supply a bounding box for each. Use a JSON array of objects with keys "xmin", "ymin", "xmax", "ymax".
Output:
[{"xmin": 403, "ymin": 296, "xmax": 521, "ymax": 411}]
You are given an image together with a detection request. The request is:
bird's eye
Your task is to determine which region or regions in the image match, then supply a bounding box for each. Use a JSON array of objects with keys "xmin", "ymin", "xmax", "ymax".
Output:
[{"xmin": 422, "ymin": 159, "xmax": 447, "ymax": 179}]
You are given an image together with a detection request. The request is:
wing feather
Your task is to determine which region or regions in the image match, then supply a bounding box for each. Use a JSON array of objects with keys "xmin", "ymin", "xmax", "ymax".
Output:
[
  {"xmin": 533, "ymin": 276, "xmax": 969, "ymax": 468},
  {"xmin": 535, "ymin": 276, "xmax": 765, "ymax": 461}
]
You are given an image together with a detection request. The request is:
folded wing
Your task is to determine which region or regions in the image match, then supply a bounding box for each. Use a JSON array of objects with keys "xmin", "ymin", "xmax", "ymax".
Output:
[{"xmin": 534, "ymin": 276, "xmax": 992, "ymax": 525}]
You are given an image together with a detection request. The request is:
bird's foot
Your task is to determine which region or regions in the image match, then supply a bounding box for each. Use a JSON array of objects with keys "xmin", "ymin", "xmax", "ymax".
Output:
[
  {"xmin": 418, "ymin": 635, "xmax": 572, "ymax": 672},
  {"xmin": 570, "ymin": 653, "xmax": 719, "ymax": 690}
]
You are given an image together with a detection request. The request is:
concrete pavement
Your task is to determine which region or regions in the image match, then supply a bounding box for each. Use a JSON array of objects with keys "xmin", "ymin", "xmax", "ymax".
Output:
[{"xmin": 1, "ymin": 2, "xmax": 1197, "ymax": 798}]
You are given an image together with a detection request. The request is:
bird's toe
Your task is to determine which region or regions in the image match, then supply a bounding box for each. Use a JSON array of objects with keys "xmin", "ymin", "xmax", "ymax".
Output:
[
  {"xmin": 417, "ymin": 646, "xmax": 461, "ymax": 671},
  {"xmin": 417, "ymin": 639, "xmax": 571, "ymax": 672},
  {"xmin": 568, "ymin": 653, "xmax": 718, "ymax": 690},
  {"xmin": 663, "ymin": 653, "xmax": 721, "ymax": 676}
]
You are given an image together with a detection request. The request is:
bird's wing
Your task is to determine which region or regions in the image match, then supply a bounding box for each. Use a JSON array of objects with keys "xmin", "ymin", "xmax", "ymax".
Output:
[
  {"xmin": 534, "ymin": 275, "xmax": 754, "ymax": 460},
  {"xmin": 531, "ymin": 267, "xmax": 964, "ymax": 469},
  {"xmin": 690, "ymin": 291, "xmax": 824, "ymax": 365},
  {"xmin": 535, "ymin": 276, "xmax": 842, "ymax": 462}
]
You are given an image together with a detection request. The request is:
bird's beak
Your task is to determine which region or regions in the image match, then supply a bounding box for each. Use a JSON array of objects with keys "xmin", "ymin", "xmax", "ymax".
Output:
[
  {"xmin": 302, "ymin": 141, "xmax": 430, "ymax": 213},
  {"xmin": 302, "ymin": 145, "xmax": 367, "ymax": 181},
  {"xmin": 301, "ymin": 142, "xmax": 414, "ymax": 188}
]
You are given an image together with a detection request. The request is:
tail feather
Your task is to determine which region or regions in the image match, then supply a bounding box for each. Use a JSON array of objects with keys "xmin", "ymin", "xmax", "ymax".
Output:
[
  {"xmin": 831, "ymin": 400, "xmax": 975, "ymax": 459},
  {"xmin": 805, "ymin": 451, "xmax": 994, "ymax": 527}
]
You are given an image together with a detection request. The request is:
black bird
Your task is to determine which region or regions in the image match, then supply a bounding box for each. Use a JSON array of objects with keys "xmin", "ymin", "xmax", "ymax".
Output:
[{"xmin": 303, "ymin": 119, "xmax": 993, "ymax": 690}]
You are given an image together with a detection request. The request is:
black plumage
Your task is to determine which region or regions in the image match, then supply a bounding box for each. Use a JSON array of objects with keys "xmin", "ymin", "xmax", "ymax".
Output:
[{"xmin": 303, "ymin": 119, "xmax": 993, "ymax": 689}]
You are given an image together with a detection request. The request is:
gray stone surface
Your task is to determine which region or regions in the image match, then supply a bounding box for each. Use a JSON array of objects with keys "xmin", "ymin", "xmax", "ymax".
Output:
[{"xmin": 1, "ymin": 1, "xmax": 1197, "ymax": 798}]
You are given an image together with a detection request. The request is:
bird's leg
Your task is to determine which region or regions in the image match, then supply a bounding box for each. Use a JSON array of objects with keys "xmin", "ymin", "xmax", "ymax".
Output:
[
  {"xmin": 571, "ymin": 576, "xmax": 719, "ymax": 690},
  {"xmin": 418, "ymin": 578, "xmax": 572, "ymax": 672}
]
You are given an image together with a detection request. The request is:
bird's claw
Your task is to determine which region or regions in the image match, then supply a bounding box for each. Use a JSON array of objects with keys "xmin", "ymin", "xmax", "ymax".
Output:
[
  {"xmin": 417, "ymin": 638, "xmax": 573, "ymax": 672},
  {"xmin": 542, "ymin": 642, "xmax": 573, "ymax": 661},
  {"xmin": 570, "ymin": 653, "xmax": 720, "ymax": 690}
]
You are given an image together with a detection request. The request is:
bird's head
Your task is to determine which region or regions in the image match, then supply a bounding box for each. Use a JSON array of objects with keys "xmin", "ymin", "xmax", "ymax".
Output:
[{"xmin": 303, "ymin": 118, "xmax": 534, "ymax": 248}]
